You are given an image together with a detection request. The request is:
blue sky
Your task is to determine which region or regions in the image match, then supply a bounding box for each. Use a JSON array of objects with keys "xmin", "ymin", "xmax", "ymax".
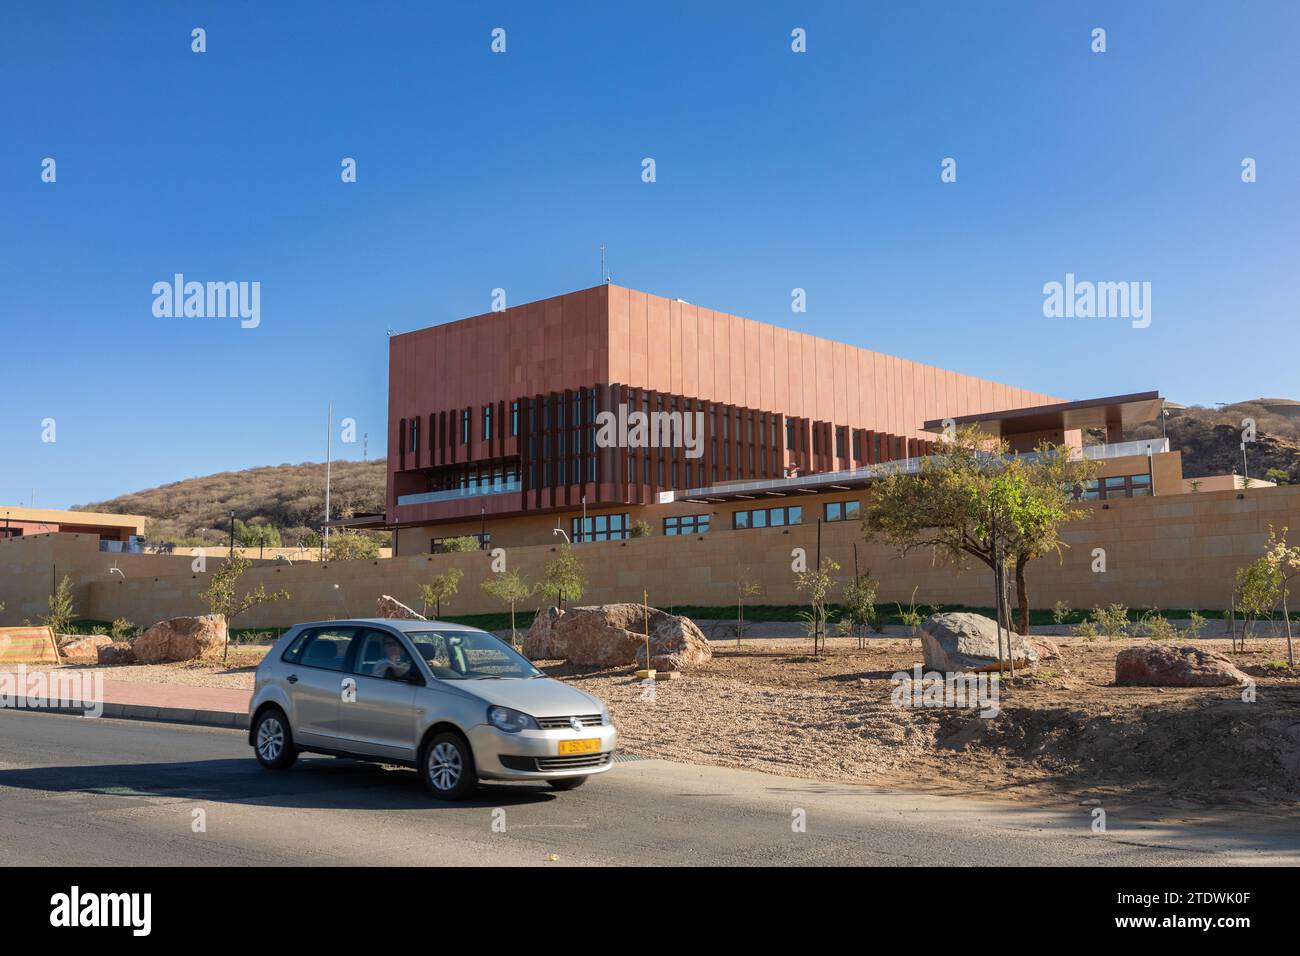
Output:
[{"xmin": 3, "ymin": 1, "xmax": 1297, "ymax": 509}]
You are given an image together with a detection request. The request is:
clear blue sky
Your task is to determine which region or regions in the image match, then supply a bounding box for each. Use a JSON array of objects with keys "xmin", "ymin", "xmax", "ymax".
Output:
[{"xmin": 3, "ymin": 2, "xmax": 1297, "ymax": 509}]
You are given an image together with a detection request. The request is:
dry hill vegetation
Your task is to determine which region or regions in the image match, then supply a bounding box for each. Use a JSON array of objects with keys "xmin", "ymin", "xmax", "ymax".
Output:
[
  {"xmin": 1125, "ymin": 401, "xmax": 1300, "ymax": 484},
  {"xmin": 75, "ymin": 459, "xmax": 388, "ymax": 548}
]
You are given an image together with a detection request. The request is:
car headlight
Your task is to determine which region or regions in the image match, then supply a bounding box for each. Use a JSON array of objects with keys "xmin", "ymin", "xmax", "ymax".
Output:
[
  {"xmin": 487, "ymin": 705, "xmax": 539, "ymax": 733},
  {"xmin": 600, "ymin": 709, "xmax": 611, "ymax": 726}
]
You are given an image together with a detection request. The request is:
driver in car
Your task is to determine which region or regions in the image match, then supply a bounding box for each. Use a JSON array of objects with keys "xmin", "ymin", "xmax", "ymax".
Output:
[{"xmin": 373, "ymin": 635, "xmax": 411, "ymax": 680}]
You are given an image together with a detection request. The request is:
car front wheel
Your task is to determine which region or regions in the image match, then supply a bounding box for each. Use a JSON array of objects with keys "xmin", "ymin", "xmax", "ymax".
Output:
[
  {"xmin": 253, "ymin": 707, "xmax": 298, "ymax": 770},
  {"xmin": 422, "ymin": 731, "xmax": 478, "ymax": 800},
  {"xmin": 547, "ymin": 776, "xmax": 588, "ymax": 791}
]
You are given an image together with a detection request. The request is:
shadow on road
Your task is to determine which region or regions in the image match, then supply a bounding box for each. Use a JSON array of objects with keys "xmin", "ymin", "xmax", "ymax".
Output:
[{"xmin": 0, "ymin": 755, "xmax": 560, "ymax": 810}]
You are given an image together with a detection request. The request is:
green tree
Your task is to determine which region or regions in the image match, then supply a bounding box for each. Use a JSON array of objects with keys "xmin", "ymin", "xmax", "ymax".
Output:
[
  {"xmin": 40, "ymin": 575, "xmax": 77, "ymax": 635},
  {"xmin": 440, "ymin": 535, "xmax": 482, "ymax": 553},
  {"xmin": 419, "ymin": 567, "xmax": 464, "ymax": 618},
  {"xmin": 235, "ymin": 519, "xmax": 282, "ymax": 551},
  {"xmin": 536, "ymin": 544, "xmax": 586, "ymax": 610},
  {"xmin": 837, "ymin": 571, "xmax": 879, "ymax": 649},
  {"xmin": 481, "ymin": 569, "xmax": 532, "ymax": 646},
  {"xmin": 1264, "ymin": 525, "xmax": 1300, "ymax": 667},
  {"xmin": 863, "ymin": 426, "xmax": 1095, "ymax": 635},
  {"xmin": 1265, "ymin": 468, "xmax": 1291, "ymax": 486},
  {"xmin": 1233, "ymin": 556, "xmax": 1280, "ymax": 651},
  {"xmin": 199, "ymin": 554, "xmax": 290, "ymax": 659},
  {"xmin": 795, "ymin": 556, "xmax": 840, "ymax": 655},
  {"xmin": 327, "ymin": 531, "xmax": 380, "ymax": 561},
  {"xmin": 629, "ymin": 520, "xmax": 652, "ymax": 539}
]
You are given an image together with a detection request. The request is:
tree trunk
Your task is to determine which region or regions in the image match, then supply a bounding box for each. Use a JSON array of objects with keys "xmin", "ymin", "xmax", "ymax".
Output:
[{"xmin": 1014, "ymin": 555, "xmax": 1030, "ymax": 635}]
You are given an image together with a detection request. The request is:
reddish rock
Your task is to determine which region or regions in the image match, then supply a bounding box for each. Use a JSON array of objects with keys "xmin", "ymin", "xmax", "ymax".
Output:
[
  {"xmin": 97, "ymin": 641, "xmax": 137, "ymax": 666},
  {"xmin": 524, "ymin": 604, "xmax": 711, "ymax": 670},
  {"xmin": 131, "ymin": 614, "xmax": 228, "ymax": 663},
  {"xmin": 1026, "ymin": 636, "xmax": 1062, "ymax": 661},
  {"xmin": 376, "ymin": 595, "xmax": 425, "ymax": 620},
  {"xmin": 1115, "ymin": 644, "xmax": 1249, "ymax": 687},
  {"xmin": 60, "ymin": 635, "xmax": 113, "ymax": 662}
]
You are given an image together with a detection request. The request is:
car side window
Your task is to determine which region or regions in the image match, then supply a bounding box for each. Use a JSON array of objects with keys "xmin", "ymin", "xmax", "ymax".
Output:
[
  {"xmin": 281, "ymin": 630, "xmax": 311, "ymax": 664},
  {"xmin": 353, "ymin": 629, "xmax": 415, "ymax": 681},
  {"xmin": 296, "ymin": 628, "xmax": 358, "ymax": 672}
]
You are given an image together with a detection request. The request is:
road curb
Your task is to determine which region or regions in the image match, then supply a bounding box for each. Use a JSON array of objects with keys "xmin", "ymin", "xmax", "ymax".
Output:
[{"xmin": 8, "ymin": 701, "xmax": 249, "ymax": 730}]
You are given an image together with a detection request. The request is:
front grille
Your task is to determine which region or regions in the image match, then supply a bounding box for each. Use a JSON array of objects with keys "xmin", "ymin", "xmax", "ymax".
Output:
[
  {"xmin": 501, "ymin": 752, "xmax": 612, "ymax": 772},
  {"xmin": 535, "ymin": 714, "xmax": 603, "ymax": 729}
]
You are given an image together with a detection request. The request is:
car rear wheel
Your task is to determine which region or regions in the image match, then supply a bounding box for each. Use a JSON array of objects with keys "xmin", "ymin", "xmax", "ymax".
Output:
[
  {"xmin": 422, "ymin": 731, "xmax": 477, "ymax": 800},
  {"xmin": 547, "ymin": 776, "xmax": 588, "ymax": 791},
  {"xmin": 253, "ymin": 707, "xmax": 298, "ymax": 770}
]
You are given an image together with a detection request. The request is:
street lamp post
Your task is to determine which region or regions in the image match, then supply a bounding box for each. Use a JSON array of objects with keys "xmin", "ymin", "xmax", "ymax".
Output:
[{"xmin": 228, "ymin": 510, "xmax": 235, "ymax": 557}]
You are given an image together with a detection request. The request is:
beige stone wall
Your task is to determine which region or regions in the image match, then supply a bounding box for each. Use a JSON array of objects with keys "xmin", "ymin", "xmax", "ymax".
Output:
[{"xmin": 4, "ymin": 485, "xmax": 1297, "ymax": 630}]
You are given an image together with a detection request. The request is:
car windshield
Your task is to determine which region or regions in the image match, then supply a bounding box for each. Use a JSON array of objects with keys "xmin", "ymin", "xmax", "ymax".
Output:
[{"xmin": 405, "ymin": 629, "xmax": 543, "ymax": 680}]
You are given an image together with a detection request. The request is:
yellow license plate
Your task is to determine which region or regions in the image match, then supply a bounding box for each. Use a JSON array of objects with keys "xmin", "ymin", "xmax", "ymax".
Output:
[{"xmin": 557, "ymin": 738, "xmax": 600, "ymax": 755}]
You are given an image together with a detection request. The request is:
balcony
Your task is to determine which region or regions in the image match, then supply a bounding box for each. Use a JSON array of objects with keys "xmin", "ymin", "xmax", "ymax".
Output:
[
  {"xmin": 1081, "ymin": 437, "xmax": 1169, "ymax": 460},
  {"xmin": 397, "ymin": 479, "xmax": 521, "ymax": 507}
]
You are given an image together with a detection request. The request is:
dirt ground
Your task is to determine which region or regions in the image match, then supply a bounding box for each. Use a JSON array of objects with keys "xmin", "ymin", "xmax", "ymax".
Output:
[
  {"xmin": 544, "ymin": 635, "xmax": 1300, "ymax": 814},
  {"xmin": 23, "ymin": 637, "xmax": 1300, "ymax": 814}
]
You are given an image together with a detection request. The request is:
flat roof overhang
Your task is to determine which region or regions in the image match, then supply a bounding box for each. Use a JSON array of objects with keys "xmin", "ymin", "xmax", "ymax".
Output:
[
  {"xmin": 323, "ymin": 513, "xmax": 388, "ymax": 530},
  {"xmin": 921, "ymin": 391, "xmax": 1164, "ymax": 438},
  {"xmin": 666, "ymin": 462, "xmax": 918, "ymax": 505}
]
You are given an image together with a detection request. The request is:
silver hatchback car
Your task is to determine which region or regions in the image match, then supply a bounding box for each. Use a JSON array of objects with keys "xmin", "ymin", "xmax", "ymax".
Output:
[{"xmin": 248, "ymin": 618, "xmax": 617, "ymax": 799}]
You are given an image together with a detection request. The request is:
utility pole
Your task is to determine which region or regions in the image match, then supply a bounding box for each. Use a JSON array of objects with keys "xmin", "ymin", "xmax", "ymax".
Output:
[
  {"xmin": 324, "ymin": 402, "xmax": 333, "ymax": 551},
  {"xmin": 228, "ymin": 510, "xmax": 235, "ymax": 558}
]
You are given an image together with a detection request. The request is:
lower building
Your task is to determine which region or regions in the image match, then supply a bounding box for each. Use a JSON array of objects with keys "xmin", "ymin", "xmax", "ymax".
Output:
[{"xmin": 0, "ymin": 506, "xmax": 147, "ymax": 551}]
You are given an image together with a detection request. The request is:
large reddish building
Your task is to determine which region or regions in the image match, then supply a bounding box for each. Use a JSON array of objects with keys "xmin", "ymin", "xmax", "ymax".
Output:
[{"xmin": 383, "ymin": 284, "xmax": 1076, "ymax": 552}]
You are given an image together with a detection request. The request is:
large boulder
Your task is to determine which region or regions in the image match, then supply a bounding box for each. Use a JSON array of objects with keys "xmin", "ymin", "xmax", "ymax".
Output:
[
  {"xmin": 97, "ymin": 641, "xmax": 137, "ymax": 666},
  {"xmin": 376, "ymin": 595, "xmax": 425, "ymax": 620},
  {"xmin": 1115, "ymin": 644, "xmax": 1249, "ymax": 687},
  {"xmin": 1025, "ymin": 636, "xmax": 1061, "ymax": 661},
  {"xmin": 920, "ymin": 612, "xmax": 1039, "ymax": 673},
  {"xmin": 60, "ymin": 635, "xmax": 113, "ymax": 662},
  {"xmin": 131, "ymin": 614, "xmax": 228, "ymax": 663},
  {"xmin": 523, "ymin": 604, "xmax": 711, "ymax": 670},
  {"xmin": 523, "ymin": 605, "xmax": 566, "ymax": 659}
]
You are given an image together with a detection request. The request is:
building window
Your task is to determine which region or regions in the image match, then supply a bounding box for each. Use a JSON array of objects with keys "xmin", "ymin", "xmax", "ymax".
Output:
[
  {"xmin": 430, "ymin": 533, "xmax": 490, "ymax": 553},
  {"xmin": 824, "ymin": 500, "xmax": 861, "ymax": 522},
  {"xmin": 482, "ymin": 405, "xmax": 492, "ymax": 441},
  {"xmin": 572, "ymin": 512, "xmax": 630, "ymax": 543},
  {"xmin": 510, "ymin": 400, "xmax": 520, "ymax": 436},
  {"xmin": 461, "ymin": 409, "xmax": 470, "ymax": 444},
  {"xmin": 732, "ymin": 505, "xmax": 803, "ymax": 530},
  {"xmin": 835, "ymin": 426, "xmax": 846, "ymax": 459},
  {"xmin": 785, "ymin": 419, "xmax": 795, "ymax": 450},
  {"xmin": 409, "ymin": 417, "xmax": 419, "ymax": 452},
  {"xmin": 665, "ymin": 514, "xmax": 711, "ymax": 536}
]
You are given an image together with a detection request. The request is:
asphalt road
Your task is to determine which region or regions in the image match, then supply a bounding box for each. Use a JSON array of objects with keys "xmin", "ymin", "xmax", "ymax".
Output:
[{"xmin": 1, "ymin": 710, "xmax": 1296, "ymax": 866}]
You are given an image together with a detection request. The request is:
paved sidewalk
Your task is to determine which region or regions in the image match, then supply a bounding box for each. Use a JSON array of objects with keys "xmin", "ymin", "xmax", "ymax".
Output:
[{"xmin": 5, "ymin": 673, "xmax": 250, "ymax": 729}]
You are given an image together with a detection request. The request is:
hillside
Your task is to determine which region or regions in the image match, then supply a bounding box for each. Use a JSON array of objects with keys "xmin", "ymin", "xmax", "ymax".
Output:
[
  {"xmin": 1126, "ymin": 401, "xmax": 1300, "ymax": 484},
  {"xmin": 74, "ymin": 459, "xmax": 387, "ymax": 547}
]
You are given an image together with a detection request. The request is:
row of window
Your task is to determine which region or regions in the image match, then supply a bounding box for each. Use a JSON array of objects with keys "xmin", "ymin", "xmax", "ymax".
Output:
[
  {"xmin": 407, "ymin": 402, "xmax": 522, "ymax": 454},
  {"xmin": 572, "ymin": 512, "xmax": 631, "ymax": 542},
  {"xmin": 664, "ymin": 514, "xmax": 711, "ymax": 535},
  {"xmin": 1071, "ymin": 474, "xmax": 1152, "ymax": 501},
  {"xmin": 733, "ymin": 505, "xmax": 803, "ymax": 529}
]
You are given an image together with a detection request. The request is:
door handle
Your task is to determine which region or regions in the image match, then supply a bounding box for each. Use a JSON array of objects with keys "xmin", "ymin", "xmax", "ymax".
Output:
[{"xmin": 286, "ymin": 674, "xmax": 298, "ymax": 684}]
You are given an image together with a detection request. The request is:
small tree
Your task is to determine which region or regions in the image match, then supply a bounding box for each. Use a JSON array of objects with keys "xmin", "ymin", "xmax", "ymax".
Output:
[
  {"xmin": 1052, "ymin": 600, "xmax": 1071, "ymax": 626},
  {"xmin": 481, "ymin": 569, "xmax": 531, "ymax": 646},
  {"xmin": 200, "ymin": 554, "xmax": 290, "ymax": 659},
  {"xmin": 419, "ymin": 567, "xmax": 464, "ymax": 618},
  {"xmin": 795, "ymin": 556, "xmax": 839, "ymax": 655},
  {"xmin": 1090, "ymin": 603, "xmax": 1130, "ymax": 640},
  {"xmin": 440, "ymin": 535, "xmax": 482, "ymax": 553},
  {"xmin": 734, "ymin": 566, "xmax": 762, "ymax": 645},
  {"xmin": 537, "ymin": 544, "xmax": 586, "ymax": 610},
  {"xmin": 1263, "ymin": 525, "xmax": 1300, "ymax": 667},
  {"xmin": 110, "ymin": 618, "xmax": 136, "ymax": 641},
  {"xmin": 1233, "ymin": 557, "xmax": 1279, "ymax": 651},
  {"xmin": 327, "ymin": 531, "xmax": 380, "ymax": 561},
  {"xmin": 839, "ymin": 572, "xmax": 879, "ymax": 649},
  {"xmin": 40, "ymin": 575, "xmax": 77, "ymax": 635}
]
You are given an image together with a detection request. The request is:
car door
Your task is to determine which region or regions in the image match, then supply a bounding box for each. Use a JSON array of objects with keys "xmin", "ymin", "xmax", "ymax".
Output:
[
  {"xmin": 335, "ymin": 628, "xmax": 420, "ymax": 760},
  {"xmin": 285, "ymin": 626, "xmax": 359, "ymax": 746}
]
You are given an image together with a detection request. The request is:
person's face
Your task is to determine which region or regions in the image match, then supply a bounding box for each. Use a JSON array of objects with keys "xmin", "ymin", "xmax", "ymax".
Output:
[{"xmin": 384, "ymin": 639, "xmax": 402, "ymax": 661}]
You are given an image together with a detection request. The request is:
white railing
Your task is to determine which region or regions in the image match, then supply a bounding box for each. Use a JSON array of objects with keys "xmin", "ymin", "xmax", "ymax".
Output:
[{"xmin": 1081, "ymin": 437, "xmax": 1169, "ymax": 460}]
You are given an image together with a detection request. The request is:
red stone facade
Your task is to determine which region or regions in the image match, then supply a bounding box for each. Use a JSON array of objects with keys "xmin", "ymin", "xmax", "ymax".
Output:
[{"xmin": 387, "ymin": 284, "xmax": 1060, "ymax": 529}]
